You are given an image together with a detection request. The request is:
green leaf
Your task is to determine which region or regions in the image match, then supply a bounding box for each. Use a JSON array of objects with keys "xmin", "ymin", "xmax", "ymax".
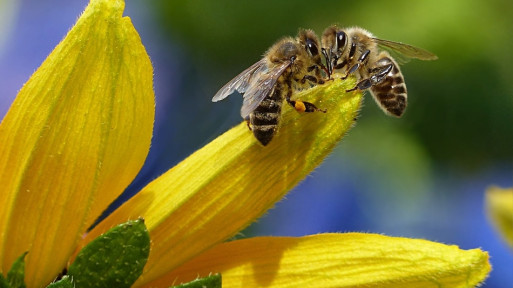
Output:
[
  {"xmin": 68, "ymin": 218, "xmax": 150, "ymax": 288},
  {"xmin": 46, "ymin": 276, "xmax": 73, "ymax": 288},
  {"xmin": 171, "ymin": 274, "xmax": 222, "ymax": 288},
  {"xmin": 6, "ymin": 252, "xmax": 27, "ymax": 288},
  {"xmin": 0, "ymin": 274, "xmax": 9, "ymax": 288}
]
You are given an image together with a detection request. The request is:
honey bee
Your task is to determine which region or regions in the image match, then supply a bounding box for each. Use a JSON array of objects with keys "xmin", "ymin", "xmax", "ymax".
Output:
[
  {"xmin": 212, "ymin": 29, "xmax": 327, "ymax": 146},
  {"xmin": 321, "ymin": 25, "xmax": 437, "ymax": 117}
]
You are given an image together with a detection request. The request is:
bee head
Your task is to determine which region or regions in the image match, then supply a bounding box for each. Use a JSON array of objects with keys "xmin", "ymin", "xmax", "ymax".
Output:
[
  {"xmin": 297, "ymin": 29, "xmax": 328, "ymax": 77},
  {"xmin": 321, "ymin": 25, "xmax": 347, "ymax": 76},
  {"xmin": 269, "ymin": 39, "xmax": 300, "ymax": 64},
  {"xmin": 298, "ymin": 29, "xmax": 322, "ymax": 62}
]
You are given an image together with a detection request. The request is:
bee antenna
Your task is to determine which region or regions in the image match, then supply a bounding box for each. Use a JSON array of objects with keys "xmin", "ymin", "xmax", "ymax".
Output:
[{"xmin": 289, "ymin": 55, "xmax": 297, "ymax": 74}]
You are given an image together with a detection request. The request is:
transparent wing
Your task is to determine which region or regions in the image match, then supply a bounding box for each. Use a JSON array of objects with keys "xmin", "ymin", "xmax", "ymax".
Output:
[
  {"xmin": 212, "ymin": 59, "xmax": 267, "ymax": 102},
  {"xmin": 240, "ymin": 60, "xmax": 292, "ymax": 118},
  {"xmin": 373, "ymin": 38, "xmax": 438, "ymax": 63}
]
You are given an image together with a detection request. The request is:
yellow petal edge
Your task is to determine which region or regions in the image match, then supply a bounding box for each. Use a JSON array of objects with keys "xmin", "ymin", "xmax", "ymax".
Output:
[
  {"xmin": 0, "ymin": 0, "xmax": 154, "ymax": 286},
  {"xmin": 150, "ymin": 233, "xmax": 491, "ymax": 288},
  {"xmin": 485, "ymin": 186, "xmax": 513, "ymax": 248},
  {"xmin": 83, "ymin": 76, "xmax": 362, "ymax": 286}
]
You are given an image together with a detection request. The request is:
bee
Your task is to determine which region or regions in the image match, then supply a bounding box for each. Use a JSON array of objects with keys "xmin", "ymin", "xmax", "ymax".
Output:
[
  {"xmin": 212, "ymin": 29, "xmax": 327, "ymax": 146},
  {"xmin": 321, "ymin": 25, "xmax": 437, "ymax": 117}
]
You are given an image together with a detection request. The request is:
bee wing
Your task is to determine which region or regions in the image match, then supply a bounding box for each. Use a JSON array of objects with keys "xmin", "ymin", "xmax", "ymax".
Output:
[
  {"xmin": 212, "ymin": 59, "xmax": 267, "ymax": 102},
  {"xmin": 373, "ymin": 38, "xmax": 438, "ymax": 64},
  {"xmin": 240, "ymin": 60, "xmax": 292, "ymax": 118}
]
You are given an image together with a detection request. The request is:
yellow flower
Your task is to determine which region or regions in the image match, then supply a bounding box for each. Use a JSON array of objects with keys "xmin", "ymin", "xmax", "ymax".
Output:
[
  {"xmin": 0, "ymin": 0, "xmax": 153, "ymax": 286},
  {"xmin": 0, "ymin": 0, "xmax": 491, "ymax": 287},
  {"xmin": 486, "ymin": 186, "xmax": 513, "ymax": 248}
]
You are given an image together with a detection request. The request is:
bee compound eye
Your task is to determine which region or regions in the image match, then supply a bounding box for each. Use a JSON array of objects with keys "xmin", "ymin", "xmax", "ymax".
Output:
[
  {"xmin": 336, "ymin": 31, "xmax": 347, "ymax": 50},
  {"xmin": 306, "ymin": 39, "xmax": 319, "ymax": 56}
]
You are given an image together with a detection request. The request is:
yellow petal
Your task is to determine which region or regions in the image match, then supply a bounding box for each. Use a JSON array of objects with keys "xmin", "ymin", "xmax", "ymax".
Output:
[
  {"xmin": 147, "ymin": 233, "xmax": 491, "ymax": 288},
  {"xmin": 485, "ymin": 186, "xmax": 513, "ymax": 248},
  {"xmin": 84, "ymin": 77, "xmax": 362, "ymax": 286},
  {"xmin": 0, "ymin": 0, "xmax": 154, "ymax": 285}
]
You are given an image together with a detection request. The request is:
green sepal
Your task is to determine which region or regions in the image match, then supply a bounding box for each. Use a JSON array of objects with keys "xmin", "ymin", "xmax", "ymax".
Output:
[
  {"xmin": 46, "ymin": 276, "xmax": 73, "ymax": 288},
  {"xmin": 6, "ymin": 252, "xmax": 27, "ymax": 288},
  {"xmin": 171, "ymin": 274, "xmax": 222, "ymax": 288},
  {"xmin": 68, "ymin": 218, "xmax": 150, "ymax": 288}
]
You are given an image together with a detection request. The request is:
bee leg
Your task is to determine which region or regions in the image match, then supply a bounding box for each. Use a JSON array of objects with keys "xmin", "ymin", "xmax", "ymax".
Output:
[
  {"xmin": 341, "ymin": 63, "xmax": 360, "ymax": 80},
  {"xmin": 286, "ymin": 97, "xmax": 326, "ymax": 113},
  {"xmin": 307, "ymin": 65, "xmax": 317, "ymax": 73},
  {"xmin": 332, "ymin": 42, "xmax": 356, "ymax": 75},
  {"xmin": 301, "ymin": 75, "xmax": 325, "ymax": 85},
  {"xmin": 341, "ymin": 49, "xmax": 371, "ymax": 80},
  {"xmin": 316, "ymin": 65, "xmax": 329, "ymax": 84},
  {"xmin": 346, "ymin": 63, "xmax": 393, "ymax": 92},
  {"xmin": 302, "ymin": 101, "xmax": 327, "ymax": 113},
  {"xmin": 322, "ymin": 48, "xmax": 332, "ymax": 77},
  {"xmin": 346, "ymin": 78, "xmax": 372, "ymax": 92},
  {"xmin": 245, "ymin": 116, "xmax": 252, "ymax": 131},
  {"xmin": 304, "ymin": 65, "xmax": 327, "ymax": 84},
  {"xmin": 334, "ymin": 58, "xmax": 347, "ymax": 71},
  {"xmin": 319, "ymin": 64, "xmax": 330, "ymax": 79}
]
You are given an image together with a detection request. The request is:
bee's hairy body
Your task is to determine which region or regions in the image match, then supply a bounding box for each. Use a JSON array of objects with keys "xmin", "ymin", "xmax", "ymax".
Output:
[
  {"xmin": 213, "ymin": 30, "xmax": 327, "ymax": 146},
  {"xmin": 321, "ymin": 25, "xmax": 437, "ymax": 117},
  {"xmin": 248, "ymin": 80, "xmax": 286, "ymax": 146},
  {"xmin": 368, "ymin": 54, "xmax": 406, "ymax": 117}
]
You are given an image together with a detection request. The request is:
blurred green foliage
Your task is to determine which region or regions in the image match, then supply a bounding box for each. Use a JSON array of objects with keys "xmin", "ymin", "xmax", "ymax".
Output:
[{"xmin": 152, "ymin": 0, "xmax": 513, "ymax": 169}]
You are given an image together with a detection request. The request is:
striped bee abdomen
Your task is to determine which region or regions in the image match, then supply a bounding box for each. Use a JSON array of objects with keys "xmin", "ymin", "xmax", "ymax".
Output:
[
  {"xmin": 370, "ymin": 56, "xmax": 407, "ymax": 117},
  {"xmin": 250, "ymin": 85, "xmax": 285, "ymax": 146}
]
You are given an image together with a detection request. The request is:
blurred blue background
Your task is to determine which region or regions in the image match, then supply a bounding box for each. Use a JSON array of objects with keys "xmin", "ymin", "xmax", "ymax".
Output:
[{"xmin": 1, "ymin": 0, "xmax": 511, "ymax": 286}]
